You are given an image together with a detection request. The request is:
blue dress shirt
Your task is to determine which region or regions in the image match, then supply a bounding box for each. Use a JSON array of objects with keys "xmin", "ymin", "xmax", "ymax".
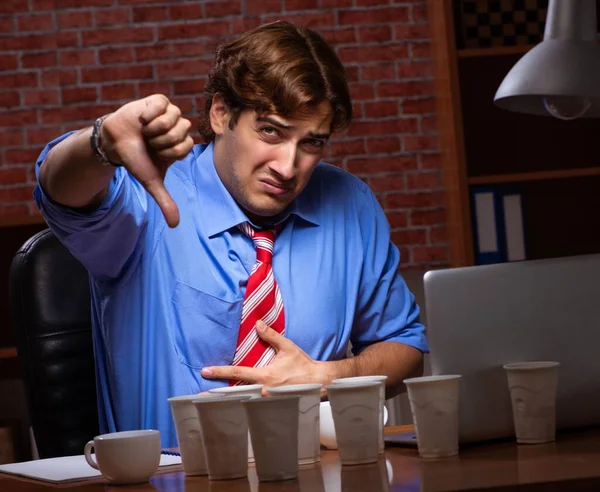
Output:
[{"xmin": 34, "ymin": 134, "xmax": 429, "ymax": 447}]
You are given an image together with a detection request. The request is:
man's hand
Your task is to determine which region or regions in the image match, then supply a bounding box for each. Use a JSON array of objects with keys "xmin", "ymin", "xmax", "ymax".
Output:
[
  {"xmin": 101, "ymin": 94, "xmax": 194, "ymax": 227},
  {"xmin": 201, "ymin": 321, "xmax": 328, "ymax": 392}
]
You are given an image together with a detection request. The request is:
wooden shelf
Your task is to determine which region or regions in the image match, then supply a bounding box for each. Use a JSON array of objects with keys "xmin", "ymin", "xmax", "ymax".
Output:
[
  {"xmin": 458, "ymin": 45, "xmax": 533, "ymax": 58},
  {"xmin": 0, "ymin": 347, "xmax": 17, "ymax": 360},
  {"xmin": 468, "ymin": 167, "xmax": 600, "ymax": 186}
]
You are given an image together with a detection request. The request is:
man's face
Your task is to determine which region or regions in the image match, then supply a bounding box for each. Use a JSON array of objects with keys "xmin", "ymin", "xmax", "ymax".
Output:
[{"xmin": 211, "ymin": 96, "xmax": 332, "ymax": 224}]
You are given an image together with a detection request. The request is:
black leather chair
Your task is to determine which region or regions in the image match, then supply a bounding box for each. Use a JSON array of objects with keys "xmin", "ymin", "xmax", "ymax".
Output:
[{"xmin": 9, "ymin": 228, "xmax": 99, "ymax": 459}]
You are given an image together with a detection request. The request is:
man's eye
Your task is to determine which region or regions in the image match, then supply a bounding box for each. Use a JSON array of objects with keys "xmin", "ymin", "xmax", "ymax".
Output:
[
  {"xmin": 304, "ymin": 139, "xmax": 325, "ymax": 149},
  {"xmin": 260, "ymin": 126, "xmax": 279, "ymax": 136}
]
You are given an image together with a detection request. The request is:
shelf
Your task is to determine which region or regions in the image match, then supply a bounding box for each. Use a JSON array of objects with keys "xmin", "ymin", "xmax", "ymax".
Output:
[
  {"xmin": 0, "ymin": 347, "xmax": 17, "ymax": 360},
  {"xmin": 468, "ymin": 167, "xmax": 600, "ymax": 186},
  {"xmin": 458, "ymin": 45, "xmax": 533, "ymax": 58}
]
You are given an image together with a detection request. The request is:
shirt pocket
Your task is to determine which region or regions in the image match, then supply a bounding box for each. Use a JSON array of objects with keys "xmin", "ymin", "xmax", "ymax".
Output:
[{"xmin": 171, "ymin": 281, "xmax": 243, "ymax": 369}]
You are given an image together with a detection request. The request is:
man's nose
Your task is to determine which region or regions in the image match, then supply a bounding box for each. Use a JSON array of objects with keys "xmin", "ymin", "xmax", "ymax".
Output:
[{"xmin": 269, "ymin": 144, "xmax": 297, "ymax": 181}]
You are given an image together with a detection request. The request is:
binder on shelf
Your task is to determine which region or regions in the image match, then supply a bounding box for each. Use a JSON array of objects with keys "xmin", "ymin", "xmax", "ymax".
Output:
[{"xmin": 470, "ymin": 185, "xmax": 527, "ymax": 265}]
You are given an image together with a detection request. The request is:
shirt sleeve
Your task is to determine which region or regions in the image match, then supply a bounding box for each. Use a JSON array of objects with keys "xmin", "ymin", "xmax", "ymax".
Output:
[
  {"xmin": 34, "ymin": 131, "xmax": 149, "ymax": 280},
  {"xmin": 350, "ymin": 185, "xmax": 429, "ymax": 355}
]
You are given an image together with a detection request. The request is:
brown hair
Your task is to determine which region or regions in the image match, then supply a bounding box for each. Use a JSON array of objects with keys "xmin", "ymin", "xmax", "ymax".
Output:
[{"xmin": 199, "ymin": 21, "xmax": 353, "ymax": 141}]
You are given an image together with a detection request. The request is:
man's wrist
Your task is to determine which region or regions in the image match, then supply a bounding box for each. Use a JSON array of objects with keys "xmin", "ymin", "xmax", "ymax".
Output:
[{"xmin": 314, "ymin": 358, "xmax": 357, "ymax": 387}]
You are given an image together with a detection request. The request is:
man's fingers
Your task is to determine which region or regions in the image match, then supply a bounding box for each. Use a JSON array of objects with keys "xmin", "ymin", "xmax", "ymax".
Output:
[
  {"xmin": 144, "ymin": 178, "xmax": 180, "ymax": 228},
  {"xmin": 154, "ymin": 136, "xmax": 195, "ymax": 162},
  {"xmin": 201, "ymin": 365, "xmax": 261, "ymax": 383},
  {"xmin": 141, "ymin": 103, "xmax": 182, "ymax": 138},
  {"xmin": 148, "ymin": 118, "xmax": 193, "ymax": 150},
  {"xmin": 255, "ymin": 320, "xmax": 291, "ymax": 352},
  {"xmin": 138, "ymin": 94, "xmax": 170, "ymax": 125}
]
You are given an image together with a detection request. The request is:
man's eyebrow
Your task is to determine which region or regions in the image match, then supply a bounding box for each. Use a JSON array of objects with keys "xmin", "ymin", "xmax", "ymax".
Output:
[{"xmin": 256, "ymin": 116, "xmax": 330, "ymax": 140}]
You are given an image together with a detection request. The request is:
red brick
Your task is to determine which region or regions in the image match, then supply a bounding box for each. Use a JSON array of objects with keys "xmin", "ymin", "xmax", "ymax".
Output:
[
  {"xmin": 0, "ymin": 72, "xmax": 38, "ymax": 89},
  {"xmin": 0, "ymin": 168, "xmax": 28, "ymax": 184},
  {"xmin": 348, "ymin": 118, "xmax": 418, "ymax": 138},
  {"xmin": 366, "ymin": 136, "xmax": 401, "ymax": 154},
  {"xmin": 410, "ymin": 209, "xmax": 446, "ymax": 226},
  {"xmin": 262, "ymin": 12, "xmax": 335, "ymax": 28},
  {"xmin": 285, "ymin": 0, "xmax": 318, "ymax": 10},
  {"xmin": 31, "ymin": 0, "xmax": 54, "ymax": 10},
  {"xmin": 412, "ymin": 3, "xmax": 428, "ymax": 22},
  {"xmin": 170, "ymin": 96, "xmax": 193, "ymax": 114},
  {"xmin": 394, "ymin": 24, "xmax": 430, "ymax": 40},
  {"xmin": 430, "ymin": 226, "xmax": 447, "ymax": 243},
  {"xmin": 231, "ymin": 18, "xmax": 261, "ymax": 34},
  {"xmin": 413, "ymin": 246, "xmax": 448, "ymax": 263},
  {"xmin": 339, "ymin": 7, "xmax": 409, "ymax": 25},
  {"xmin": 398, "ymin": 247, "xmax": 410, "ymax": 264},
  {"xmin": 5, "ymin": 149, "xmax": 42, "ymax": 165},
  {"xmin": 407, "ymin": 172, "xmax": 442, "ymax": 190},
  {"xmin": 0, "ymin": 186, "xmax": 35, "ymax": 202},
  {"xmin": 17, "ymin": 14, "xmax": 53, "ymax": 31},
  {"xmin": 364, "ymin": 101, "xmax": 398, "ymax": 118},
  {"xmin": 41, "ymin": 105, "xmax": 118, "ymax": 125},
  {"xmin": 0, "ymin": 55, "xmax": 18, "ymax": 71},
  {"xmin": 62, "ymin": 87, "xmax": 98, "ymax": 104},
  {"xmin": 139, "ymin": 82, "xmax": 172, "ymax": 97},
  {"xmin": 169, "ymin": 4, "xmax": 204, "ymax": 20},
  {"xmin": 24, "ymin": 89, "xmax": 59, "ymax": 106},
  {"xmin": 404, "ymin": 135, "xmax": 439, "ymax": 151},
  {"xmin": 27, "ymin": 127, "xmax": 61, "ymax": 146},
  {"xmin": 347, "ymin": 156, "xmax": 417, "ymax": 174},
  {"xmin": 159, "ymin": 21, "xmax": 230, "ymax": 40},
  {"xmin": 403, "ymin": 98, "xmax": 435, "ymax": 114},
  {"xmin": 391, "ymin": 229, "xmax": 428, "ymax": 245},
  {"xmin": 99, "ymin": 47, "xmax": 134, "ymax": 64},
  {"xmin": 0, "ymin": 17, "xmax": 13, "ymax": 34},
  {"xmin": 346, "ymin": 66, "xmax": 359, "ymax": 83},
  {"xmin": 135, "ymin": 44, "xmax": 170, "ymax": 62},
  {"xmin": 157, "ymin": 60, "xmax": 213, "ymax": 79},
  {"xmin": 338, "ymin": 45, "xmax": 408, "ymax": 63},
  {"xmin": 0, "ymin": 92, "xmax": 20, "ymax": 108},
  {"xmin": 320, "ymin": 28, "xmax": 356, "ymax": 45},
  {"xmin": 56, "ymin": 0, "xmax": 112, "ymax": 6},
  {"xmin": 0, "ymin": 130, "xmax": 23, "ymax": 147},
  {"xmin": 361, "ymin": 64, "xmax": 394, "ymax": 81},
  {"xmin": 101, "ymin": 83, "xmax": 137, "ymax": 101},
  {"xmin": 82, "ymin": 27, "xmax": 154, "ymax": 47},
  {"xmin": 378, "ymin": 80, "xmax": 434, "ymax": 98},
  {"xmin": 205, "ymin": 1, "xmax": 242, "ymax": 17},
  {"xmin": 328, "ymin": 139, "xmax": 365, "ymax": 158},
  {"xmin": 411, "ymin": 42, "xmax": 431, "ymax": 59},
  {"xmin": 386, "ymin": 210, "xmax": 408, "ymax": 228},
  {"xmin": 174, "ymin": 79, "xmax": 206, "ymax": 95},
  {"xmin": 21, "ymin": 52, "xmax": 57, "ymax": 69},
  {"xmin": 117, "ymin": 0, "xmax": 168, "ymax": 3},
  {"xmin": 350, "ymin": 83, "xmax": 374, "ymax": 101},
  {"xmin": 386, "ymin": 191, "xmax": 443, "ymax": 209},
  {"xmin": 60, "ymin": 49, "xmax": 96, "ymax": 66},
  {"xmin": 245, "ymin": 0, "xmax": 281, "ymax": 15},
  {"xmin": 170, "ymin": 42, "xmax": 207, "ymax": 58},
  {"xmin": 43, "ymin": 68, "xmax": 77, "ymax": 87},
  {"xmin": 133, "ymin": 6, "xmax": 170, "ymax": 23},
  {"xmin": 2, "ymin": 34, "xmax": 55, "ymax": 51},
  {"xmin": 357, "ymin": 26, "xmax": 392, "ymax": 43},
  {"xmin": 321, "ymin": 0, "xmax": 352, "ymax": 5},
  {"xmin": 369, "ymin": 175, "xmax": 405, "ymax": 193},
  {"xmin": 421, "ymin": 115, "xmax": 437, "ymax": 133},
  {"xmin": 397, "ymin": 61, "xmax": 433, "ymax": 79},
  {"xmin": 57, "ymin": 11, "xmax": 93, "ymax": 29},
  {"xmin": 0, "ymin": 205, "xmax": 31, "ymax": 218},
  {"xmin": 81, "ymin": 65, "xmax": 154, "ymax": 83},
  {"xmin": 95, "ymin": 8, "xmax": 131, "ymax": 26},
  {"xmin": 419, "ymin": 153, "xmax": 441, "ymax": 170},
  {"xmin": 56, "ymin": 31, "xmax": 79, "ymax": 48},
  {"xmin": 0, "ymin": 0, "xmax": 28, "ymax": 14}
]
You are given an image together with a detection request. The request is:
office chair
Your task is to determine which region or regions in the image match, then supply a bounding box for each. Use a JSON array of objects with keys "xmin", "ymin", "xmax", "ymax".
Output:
[{"xmin": 9, "ymin": 228, "xmax": 99, "ymax": 459}]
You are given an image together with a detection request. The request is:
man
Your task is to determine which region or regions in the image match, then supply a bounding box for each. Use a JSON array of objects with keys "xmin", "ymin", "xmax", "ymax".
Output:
[{"xmin": 35, "ymin": 21, "xmax": 428, "ymax": 446}]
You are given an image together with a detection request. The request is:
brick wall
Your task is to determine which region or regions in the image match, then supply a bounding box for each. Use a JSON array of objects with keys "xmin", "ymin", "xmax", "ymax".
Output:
[{"xmin": 0, "ymin": 0, "xmax": 448, "ymax": 268}]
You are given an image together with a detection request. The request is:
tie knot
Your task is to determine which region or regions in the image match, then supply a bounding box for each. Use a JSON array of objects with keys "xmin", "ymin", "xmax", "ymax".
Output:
[{"xmin": 239, "ymin": 223, "xmax": 276, "ymax": 264}]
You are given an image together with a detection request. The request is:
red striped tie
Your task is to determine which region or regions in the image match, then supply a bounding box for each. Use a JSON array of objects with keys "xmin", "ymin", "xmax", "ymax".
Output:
[{"xmin": 230, "ymin": 222, "xmax": 285, "ymax": 386}]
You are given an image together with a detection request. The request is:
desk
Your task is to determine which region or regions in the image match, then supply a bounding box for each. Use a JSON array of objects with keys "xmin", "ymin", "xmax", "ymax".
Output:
[{"xmin": 3, "ymin": 426, "xmax": 600, "ymax": 491}]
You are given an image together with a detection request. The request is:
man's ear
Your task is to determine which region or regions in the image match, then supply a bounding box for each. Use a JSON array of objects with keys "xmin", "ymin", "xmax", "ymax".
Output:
[{"xmin": 209, "ymin": 93, "xmax": 230, "ymax": 136}]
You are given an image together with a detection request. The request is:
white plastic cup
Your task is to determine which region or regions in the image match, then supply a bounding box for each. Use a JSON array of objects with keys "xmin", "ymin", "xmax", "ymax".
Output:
[
  {"xmin": 267, "ymin": 383, "xmax": 322, "ymax": 465},
  {"xmin": 193, "ymin": 395, "xmax": 251, "ymax": 480},
  {"xmin": 332, "ymin": 375, "xmax": 388, "ymax": 454},
  {"xmin": 503, "ymin": 361, "xmax": 560, "ymax": 444},
  {"xmin": 243, "ymin": 395, "xmax": 300, "ymax": 482},
  {"xmin": 404, "ymin": 375, "xmax": 461, "ymax": 459},
  {"xmin": 208, "ymin": 384, "xmax": 263, "ymax": 462},
  {"xmin": 325, "ymin": 381, "xmax": 380, "ymax": 465}
]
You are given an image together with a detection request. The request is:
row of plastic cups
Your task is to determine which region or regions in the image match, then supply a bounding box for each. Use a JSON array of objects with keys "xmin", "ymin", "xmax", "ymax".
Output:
[
  {"xmin": 168, "ymin": 375, "xmax": 389, "ymax": 481},
  {"xmin": 404, "ymin": 361, "xmax": 560, "ymax": 459}
]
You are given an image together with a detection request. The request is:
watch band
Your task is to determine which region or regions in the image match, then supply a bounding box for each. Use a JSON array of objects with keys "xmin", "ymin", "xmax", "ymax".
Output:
[{"xmin": 90, "ymin": 114, "xmax": 122, "ymax": 167}]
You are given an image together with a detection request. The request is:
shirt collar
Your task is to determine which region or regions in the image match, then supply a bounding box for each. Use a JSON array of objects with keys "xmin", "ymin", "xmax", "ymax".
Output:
[{"xmin": 195, "ymin": 142, "xmax": 320, "ymax": 238}]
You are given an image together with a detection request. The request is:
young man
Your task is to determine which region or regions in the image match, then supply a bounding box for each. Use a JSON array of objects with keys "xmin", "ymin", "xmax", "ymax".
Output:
[{"xmin": 35, "ymin": 21, "xmax": 428, "ymax": 446}]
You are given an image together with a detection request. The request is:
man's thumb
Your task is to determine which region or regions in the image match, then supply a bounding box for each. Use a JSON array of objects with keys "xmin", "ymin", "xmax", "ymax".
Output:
[{"xmin": 144, "ymin": 178, "xmax": 180, "ymax": 228}]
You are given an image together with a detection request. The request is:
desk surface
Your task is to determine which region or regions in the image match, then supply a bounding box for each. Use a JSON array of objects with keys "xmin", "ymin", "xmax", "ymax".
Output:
[{"xmin": 3, "ymin": 425, "xmax": 600, "ymax": 491}]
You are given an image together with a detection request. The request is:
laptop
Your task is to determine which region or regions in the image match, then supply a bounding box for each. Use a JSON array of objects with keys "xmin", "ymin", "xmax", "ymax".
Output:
[{"xmin": 423, "ymin": 254, "xmax": 600, "ymax": 444}]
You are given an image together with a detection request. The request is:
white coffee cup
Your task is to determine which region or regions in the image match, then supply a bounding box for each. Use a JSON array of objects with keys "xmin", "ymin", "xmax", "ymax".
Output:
[
  {"xmin": 320, "ymin": 400, "xmax": 388, "ymax": 450},
  {"xmin": 84, "ymin": 430, "xmax": 161, "ymax": 484}
]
